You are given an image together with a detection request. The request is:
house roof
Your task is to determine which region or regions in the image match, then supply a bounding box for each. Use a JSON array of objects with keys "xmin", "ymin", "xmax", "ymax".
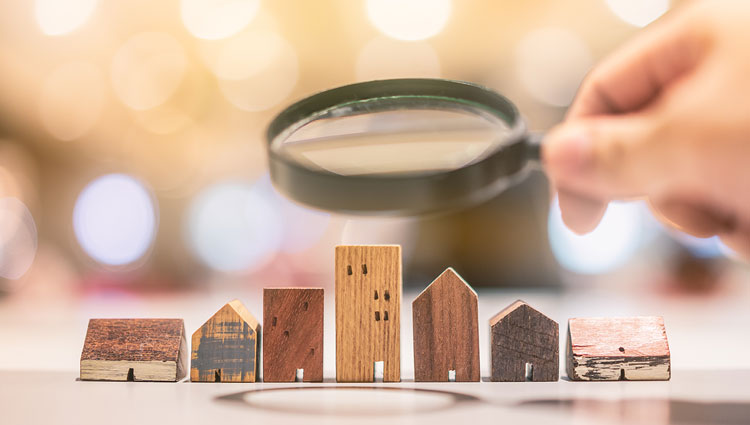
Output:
[
  {"xmin": 414, "ymin": 267, "xmax": 477, "ymax": 301},
  {"xmin": 489, "ymin": 299, "xmax": 552, "ymax": 327},
  {"xmin": 80, "ymin": 318, "xmax": 184, "ymax": 362},
  {"xmin": 226, "ymin": 299, "xmax": 260, "ymax": 329},
  {"xmin": 196, "ymin": 299, "xmax": 259, "ymax": 334}
]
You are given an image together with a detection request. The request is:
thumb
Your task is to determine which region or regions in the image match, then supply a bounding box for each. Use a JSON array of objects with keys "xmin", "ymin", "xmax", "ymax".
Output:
[{"xmin": 542, "ymin": 112, "xmax": 675, "ymax": 200}]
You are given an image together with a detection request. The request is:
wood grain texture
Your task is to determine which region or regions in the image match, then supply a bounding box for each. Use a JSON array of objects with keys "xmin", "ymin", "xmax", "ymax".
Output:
[
  {"xmin": 80, "ymin": 319, "xmax": 187, "ymax": 382},
  {"xmin": 412, "ymin": 268, "xmax": 479, "ymax": 382},
  {"xmin": 263, "ymin": 288, "xmax": 324, "ymax": 382},
  {"xmin": 567, "ymin": 316, "xmax": 671, "ymax": 381},
  {"xmin": 490, "ymin": 300, "xmax": 558, "ymax": 382},
  {"xmin": 190, "ymin": 300, "xmax": 260, "ymax": 382},
  {"xmin": 335, "ymin": 245, "xmax": 401, "ymax": 382}
]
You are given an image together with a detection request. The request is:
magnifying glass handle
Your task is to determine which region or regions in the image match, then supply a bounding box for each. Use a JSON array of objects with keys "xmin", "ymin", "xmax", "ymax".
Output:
[{"xmin": 525, "ymin": 132, "xmax": 544, "ymax": 168}]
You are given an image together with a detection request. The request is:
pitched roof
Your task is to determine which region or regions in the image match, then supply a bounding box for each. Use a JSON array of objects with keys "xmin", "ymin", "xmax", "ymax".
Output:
[
  {"xmin": 226, "ymin": 299, "xmax": 259, "ymax": 329},
  {"xmin": 80, "ymin": 318, "xmax": 184, "ymax": 362},
  {"xmin": 414, "ymin": 267, "xmax": 477, "ymax": 301},
  {"xmin": 489, "ymin": 299, "xmax": 552, "ymax": 327},
  {"xmin": 198, "ymin": 299, "xmax": 259, "ymax": 332}
]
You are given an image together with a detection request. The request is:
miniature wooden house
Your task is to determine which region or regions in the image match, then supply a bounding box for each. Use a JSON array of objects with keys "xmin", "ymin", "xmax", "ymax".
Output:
[
  {"xmin": 191, "ymin": 299, "xmax": 261, "ymax": 382},
  {"xmin": 263, "ymin": 287, "xmax": 324, "ymax": 382},
  {"xmin": 567, "ymin": 316, "xmax": 671, "ymax": 381},
  {"xmin": 80, "ymin": 318, "xmax": 187, "ymax": 382},
  {"xmin": 335, "ymin": 245, "xmax": 401, "ymax": 382},
  {"xmin": 412, "ymin": 267, "xmax": 479, "ymax": 382},
  {"xmin": 490, "ymin": 300, "xmax": 559, "ymax": 381}
]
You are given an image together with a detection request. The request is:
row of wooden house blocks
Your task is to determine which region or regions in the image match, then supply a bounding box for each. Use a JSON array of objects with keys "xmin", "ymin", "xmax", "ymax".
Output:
[{"xmin": 80, "ymin": 245, "xmax": 671, "ymax": 382}]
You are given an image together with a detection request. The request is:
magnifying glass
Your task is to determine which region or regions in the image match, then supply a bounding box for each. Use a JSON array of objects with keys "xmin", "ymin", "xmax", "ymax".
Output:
[{"xmin": 266, "ymin": 78, "xmax": 543, "ymax": 216}]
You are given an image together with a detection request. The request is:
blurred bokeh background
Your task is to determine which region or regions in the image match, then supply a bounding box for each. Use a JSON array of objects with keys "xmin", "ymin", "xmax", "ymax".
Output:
[{"xmin": 0, "ymin": 0, "xmax": 745, "ymax": 300}]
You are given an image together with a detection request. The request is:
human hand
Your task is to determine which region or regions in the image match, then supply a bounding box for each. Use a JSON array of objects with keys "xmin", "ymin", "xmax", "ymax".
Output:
[{"xmin": 543, "ymin": 0, "xmax": 750, "ymax": 259}]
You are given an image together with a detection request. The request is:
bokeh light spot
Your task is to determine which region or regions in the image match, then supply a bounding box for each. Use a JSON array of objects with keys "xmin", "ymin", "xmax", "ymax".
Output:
[
  {"xmin": 187, "ymin": 180, "xmax": 283, "ymax": 272},
  {"xmin": 111, "ymin": 32, "xmax": 187, "ymax": 110},
  {"xmin": 0, "ymin": 198, "xmax": 38, "ymax": 280},
  {"xmin": 73, "ymin": 174, "xmax": 157, "ymax": 266},
  {"xmin": 216, "ymin": 31, "xmax": 298, "ymax": 111},
  {"xmin": 214, "ymin": 29, "xmax": 285, "ymax": 80},
  {"xmin": 548, "ymin": 197, "xmax": 645, "ymax": 275},
  {"xmin": 181, "ymin": 0, "xmax": 260, "ymax": 40},
  {"xmin": 356, "ymin": 37, "xmax": 441, "ymax": 81},
  {"xmin": 515, "ymin": 28, "xmax": 593, "ymax": 107},
  {"xmin": 35, "ymin": 0, "xmax": 97, "ymax": 36},
  {"xmin": 39, "ymin": 61, "xmax": 105, "ymax": 141},
  {"xmin": 606, "ymin": 0, "xmax": 669, "ymax": 28},
  {"xmin": 366, "ymin": 0, "xmax": 452, "ymax": 41}
]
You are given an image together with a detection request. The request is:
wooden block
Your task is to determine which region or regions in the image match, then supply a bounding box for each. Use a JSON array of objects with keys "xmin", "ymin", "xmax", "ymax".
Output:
[
  {"xmin": 335, "ymin": 245, "xmax": 401, "ymax": 382},
  {"xmin": 490, "ymin": 300, "xmax": 559, "ymax": 382},
  {"xmin": 191, "ymin": 300, "xmax": 261, "ymax": 382},
  {"xmin": 412, "ymin": 267, "xmax": 479, "ymax": 382},
  {"xmin": 80, "ymin": 319, "xmax": 187, "ymax": 382},
  {"xmin": 567, "ymin": 316, "xmax": 671, "ymax": 381},
  {"xmin": 263, "ymin": 288, "xmax": 324, "ymax": 382}
]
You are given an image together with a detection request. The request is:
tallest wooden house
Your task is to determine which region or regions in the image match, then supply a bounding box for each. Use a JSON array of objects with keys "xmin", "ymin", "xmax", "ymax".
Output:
[{"xmin": 335, "ymin": 245, "xmax": 401, "ymax": 382}]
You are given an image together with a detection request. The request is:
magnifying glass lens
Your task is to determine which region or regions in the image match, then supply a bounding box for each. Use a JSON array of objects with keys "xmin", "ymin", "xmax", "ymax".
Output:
[
  {"xmin": 273, "ymin": 107, "xmax": 513, "ymax": 177},
  {"xmin": 266, "ymin": 79, "xmax": 537, "ymax": 215}
]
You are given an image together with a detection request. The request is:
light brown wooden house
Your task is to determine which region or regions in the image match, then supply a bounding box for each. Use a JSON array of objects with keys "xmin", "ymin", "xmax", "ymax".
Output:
[{"xmin": 335, "ymin": 245, "xmax": 401, "ymax": 382}]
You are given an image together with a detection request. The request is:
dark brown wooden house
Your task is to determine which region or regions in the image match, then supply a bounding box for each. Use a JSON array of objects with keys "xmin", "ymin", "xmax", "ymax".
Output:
[
  {"xmin": 263, "ymin": 287, "xmax": 324, "ymax": 382},
  {"xmin": 412, "ymin": 267, "xmax": 479, "ymax": 382},
  {"xmin": 490, "ymin": 300, "xmax": 559, "ymax": 382}
]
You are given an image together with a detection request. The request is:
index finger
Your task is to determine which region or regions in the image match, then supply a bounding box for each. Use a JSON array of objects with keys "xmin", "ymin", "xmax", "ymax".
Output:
[{"xmin": 568, "ymin": 4, "xmax": 709, "ymax": 119}]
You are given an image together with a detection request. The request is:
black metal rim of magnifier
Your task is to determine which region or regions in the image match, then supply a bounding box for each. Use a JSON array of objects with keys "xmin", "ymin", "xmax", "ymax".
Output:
[{"xmin": 266, "ymin": 78, "xmax": 538, "ymax": 216}]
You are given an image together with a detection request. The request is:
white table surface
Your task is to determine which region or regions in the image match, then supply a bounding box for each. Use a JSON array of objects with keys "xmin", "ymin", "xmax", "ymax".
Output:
[{"xmin": 3, "ymin": 369, "xmax": 750, "ymax": 425}]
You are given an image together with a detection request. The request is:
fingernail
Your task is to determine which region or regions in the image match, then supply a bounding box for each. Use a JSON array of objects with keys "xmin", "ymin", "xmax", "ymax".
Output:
[
  {"xmin": 543, "ymin": 127, "xmax": 593, "ymax": 172},
  {"xmin": 558, "ymin": 191, "xmax": 608, "ymax": 234}
]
